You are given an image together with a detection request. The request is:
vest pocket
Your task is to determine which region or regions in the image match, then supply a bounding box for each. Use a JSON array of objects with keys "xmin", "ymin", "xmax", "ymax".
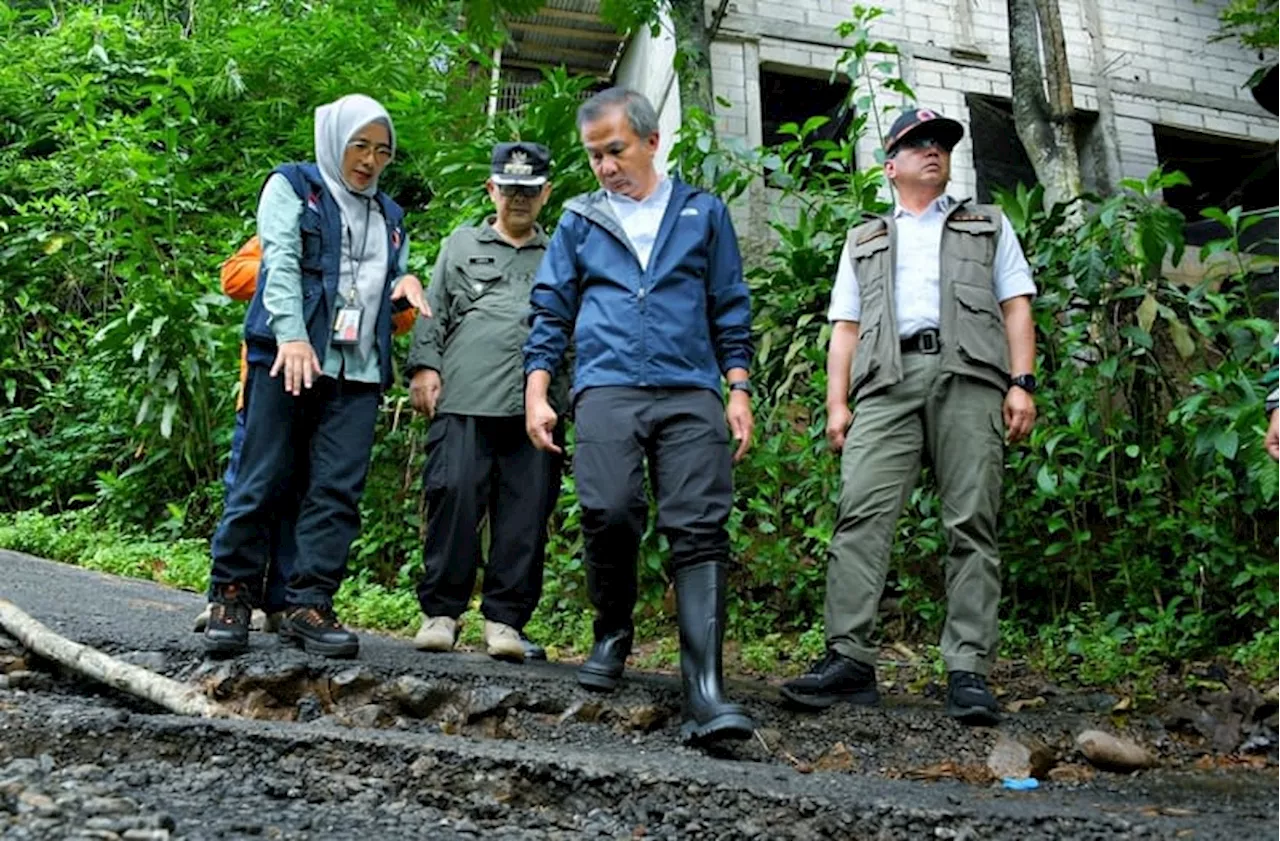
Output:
[
  {"xmin": 299, "ymin": 214, "xmax": 324, "ymax": 274},
  {"xmin": 953, "ymin": 285, "xmax": 1009, "ymax": 374},
  {"xmin": 945, "ymin": 218, "xmax": 997, "ymax": 265},
  {"xmin": 301, "ymin": 283, "xmax": 324, "ymax": 325},
  {"xmin": 850, "ymin": 323, "xmax": 881, "ymax": 397}
]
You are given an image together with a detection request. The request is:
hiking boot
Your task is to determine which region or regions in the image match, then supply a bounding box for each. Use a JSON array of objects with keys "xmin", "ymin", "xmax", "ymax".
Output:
[
  {"xmin": 197, "ymin": 605, "xmax": 274, "ymax": 633},
  {"xmin": 577, "ymin": 627, "xmax": 633, "ymax": 693},
  {"xmin": 946, "ymin": 671, "xmax": 1000, "ymax": 726},
  {"xmin": 279, "ymin": 604, "xmax": 359, "ymax": 659},
  {"xmin": 485, "ymin": 621, "xmax": 525, "ymax": 663},
  {"xmin": 203, "ymin": 584, "xmax": 252, "ymax": 656},
  {"xmin": 521, "ymin": 634, "xmax": 547, "ymax": 662},
  {"xmin": 780, "ymin": 649, "xmax": 880, "ymax": 710},
  {"xmin": 414, "ymin": 616, "xmax": 458, "ymax": 652}
]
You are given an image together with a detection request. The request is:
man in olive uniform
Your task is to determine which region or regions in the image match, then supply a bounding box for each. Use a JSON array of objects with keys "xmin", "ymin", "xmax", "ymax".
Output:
[
  {"xmin": 406, "ymin": 142, "xmax": 564, "ymax": 663},
  {"xmin": 781, "ymin": 109, "xmax": 1038, "ymax": 725}
]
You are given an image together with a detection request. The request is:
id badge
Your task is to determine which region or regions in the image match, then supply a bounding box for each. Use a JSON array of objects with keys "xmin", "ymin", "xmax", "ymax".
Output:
[{"xmin": 332, "ymin": 304, "xmax": 363, "ymax": 346}]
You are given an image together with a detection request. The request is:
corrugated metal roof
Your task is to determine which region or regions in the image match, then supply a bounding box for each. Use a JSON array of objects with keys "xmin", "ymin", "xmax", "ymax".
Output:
[{"xmin": 506, "ymin": 0, "xmax": 628, "ymax": 77}]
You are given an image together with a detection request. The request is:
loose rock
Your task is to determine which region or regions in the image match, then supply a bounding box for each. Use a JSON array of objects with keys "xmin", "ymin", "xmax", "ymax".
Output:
[
  {"xmin": 986, "ymin": 735, "xmax": 1055, "ymax": 780},
  {"xmin": 1076, "ymin": 730, "xmax": 1153, "ymax": 772}
]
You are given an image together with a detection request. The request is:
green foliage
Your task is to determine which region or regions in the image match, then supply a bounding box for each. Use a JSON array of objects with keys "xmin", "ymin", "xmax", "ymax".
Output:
[
  {"xmin": 1, "ymin": 1, "xmax": 1275, "ymax": 688},
  {"xmin": 994, "ymin": 174, "xmax": 1278, "ymax": 648},
  {"xmin": 0, "ymin": 510, "xmax": 209, "ymax": 593},
  {"xmin": 0, "ymin": 0, "xmax": 596, "ymax": 528},
  {"xmin": 1210, "ymin": 0, "xmax": 1277, "ymax": 87}
]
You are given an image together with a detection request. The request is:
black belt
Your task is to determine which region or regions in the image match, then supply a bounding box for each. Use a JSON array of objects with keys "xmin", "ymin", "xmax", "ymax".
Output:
[{"xmin": 901, "ymin": 328, "xmax": 941, "ymax": 355}]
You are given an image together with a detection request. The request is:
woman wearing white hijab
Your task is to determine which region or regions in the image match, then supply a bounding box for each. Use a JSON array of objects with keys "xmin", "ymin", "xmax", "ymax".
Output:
[{"xmin": 205, "ymin": 94, "xmax": 430, "ymax": 659}]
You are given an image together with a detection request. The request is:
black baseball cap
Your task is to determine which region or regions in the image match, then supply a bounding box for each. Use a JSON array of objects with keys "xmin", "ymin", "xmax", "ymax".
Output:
[
  {"xmin": 884, "ymin": 108, "xmax": 964, "ymax": 154},
  {"xmin": 490, "ymin": 141, "xmax": 551, "ymax": 186}
]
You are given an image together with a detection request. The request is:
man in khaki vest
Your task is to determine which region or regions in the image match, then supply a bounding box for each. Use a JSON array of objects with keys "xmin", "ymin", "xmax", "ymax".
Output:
[{"xmin": 781, "ymin": 108, "xmax": 1038, "ymax": 725}]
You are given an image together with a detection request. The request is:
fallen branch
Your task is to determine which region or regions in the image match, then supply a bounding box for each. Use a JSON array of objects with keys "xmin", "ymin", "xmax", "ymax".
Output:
[{"xmin": 0, "ymin": 598, "xmax": 232, "ymax": 719}]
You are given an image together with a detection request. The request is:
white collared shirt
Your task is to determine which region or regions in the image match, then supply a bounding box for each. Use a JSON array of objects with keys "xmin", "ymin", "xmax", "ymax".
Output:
[
  {"xmin": 827, "ymin": 194, "xmax": 1036, "ymax": 337},
  {"xmin": 607, "ymin": 176, "xmax": 673, "ymax": 271}
]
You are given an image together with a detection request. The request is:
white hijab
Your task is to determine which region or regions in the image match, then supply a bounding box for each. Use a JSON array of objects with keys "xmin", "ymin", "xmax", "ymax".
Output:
[
  {"xmin": 312, "ymin": 94, "xmax": 397, "ymax": 360},
  {"xmin": 313, "ymin": 93, "xmax": 396, "ymax": 228}
]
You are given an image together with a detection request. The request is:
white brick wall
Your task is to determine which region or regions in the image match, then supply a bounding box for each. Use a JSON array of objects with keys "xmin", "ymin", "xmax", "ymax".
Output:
[{"xmin": 614, "ymin": 0, "xmax": 1275, "ymax": 233}]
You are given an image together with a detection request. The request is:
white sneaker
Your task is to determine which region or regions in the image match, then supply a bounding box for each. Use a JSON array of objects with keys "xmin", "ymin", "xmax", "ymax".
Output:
[
  {"xmin": 414, "ymin": 616, "xmax": 458, "ymax": 652},
  {"xmin": 485, "ymin": 620, "xmax": 525, "ymax": 663},
  {"xmin": 192, "ymin": 604, "xmax": 212, "ymax": 632}
]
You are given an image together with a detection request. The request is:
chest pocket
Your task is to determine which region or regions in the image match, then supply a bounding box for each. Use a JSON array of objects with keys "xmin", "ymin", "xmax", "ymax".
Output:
[
  {"xmin": 945, "ymin": 215, "xmax": 998, "ymax": 269},
  {"xmin": 298, "ymin": 210, "xmax": 324, "ymax": 275},
  {"xmin": 851, "ymin": 230, "xmax": 891, "ymax": 313},
  {"xmin": 454, "ymin": 262, "xmax": 505, "ymax": 315},
  {"xmin": 297, "ymin": 210, "xmax": 326, "ymax": 325}
]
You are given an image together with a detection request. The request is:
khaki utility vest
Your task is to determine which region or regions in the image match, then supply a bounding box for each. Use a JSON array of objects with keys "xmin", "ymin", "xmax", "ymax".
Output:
[{"xmin": 845, "ymin": 200, "xmax": 1011, "ymax": 400}]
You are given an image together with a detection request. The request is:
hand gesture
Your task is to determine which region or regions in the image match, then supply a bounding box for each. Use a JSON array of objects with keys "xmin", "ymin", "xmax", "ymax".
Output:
[
  {"xmin": 726, "ymin": 391, "xmax": 754, "ymax": 463},
  {"xmin": 1003, "ymin": 386, "xmax": 1037, "ymax": 443},
  {"xmin": 526, "ymin": 398, "xmax": 562, "ymax": 454},
  {"xmin": 827, "ymin": 403, "xmax": 853, "ymax": 453},
  {"xmin": 410, "ymin": 369, "xmax": 442, "ymax": 418},
  {"xmin": 391, "ymin": 274, "xmax": 432, "ymax": 318},
  {"xmin": 271, "ymin": 340, "xmax": 321, "ymax": 396}
]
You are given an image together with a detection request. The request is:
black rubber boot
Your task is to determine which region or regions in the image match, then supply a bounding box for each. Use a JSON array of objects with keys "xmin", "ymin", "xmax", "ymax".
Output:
[
  {"xmin": 675, "ymin": 561, "xmax": 755, "ymax": 745},
  {"xmin": 577, "ymin": 627, "xmax": 632, "ymax": 692}
]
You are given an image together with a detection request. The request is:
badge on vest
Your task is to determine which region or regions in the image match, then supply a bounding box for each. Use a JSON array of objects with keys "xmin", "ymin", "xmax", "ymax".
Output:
[
  {"xmin": 856, "ymin": 226, "xmax": 888, "ymax": 245},
  {"xmin": 469, "ymin": 256, "xmax": 496, "ymax": 264}
]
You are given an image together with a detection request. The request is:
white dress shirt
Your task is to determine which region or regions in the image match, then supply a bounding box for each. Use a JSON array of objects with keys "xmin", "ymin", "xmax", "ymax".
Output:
[
  {"xmin": 827, "ymin": 194, "xmax": 1036, "ymax": 337},
  {"xmin": 607, "ymin": 176, "xmax": 673, "ymax": 271}
]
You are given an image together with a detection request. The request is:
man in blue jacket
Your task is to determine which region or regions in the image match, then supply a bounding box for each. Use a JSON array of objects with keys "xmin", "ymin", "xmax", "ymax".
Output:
[{"xmin": 523, "ymin": 87, "xmax": 756, "ymax": 746}]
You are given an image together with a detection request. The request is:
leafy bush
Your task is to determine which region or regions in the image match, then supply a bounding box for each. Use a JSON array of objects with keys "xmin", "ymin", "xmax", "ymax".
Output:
[{"xmin": 1, "ymin": 1, "xmax": 1274, "ymax": 682}]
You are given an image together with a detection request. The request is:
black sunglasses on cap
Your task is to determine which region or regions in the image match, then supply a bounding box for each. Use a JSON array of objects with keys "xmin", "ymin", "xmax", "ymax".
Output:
[
  {"xmin": 497, "ymin": 184, "xmax": 543, "ymax": 198},
  {"xmin": 893, "ymin": 135, "xmax": 949, "ymax": 153}
]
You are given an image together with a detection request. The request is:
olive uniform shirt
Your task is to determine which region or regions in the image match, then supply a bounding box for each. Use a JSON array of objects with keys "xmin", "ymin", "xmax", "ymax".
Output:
[{"xmin": 406, "ymin": 218, "xmax": 568, "ymax": 416}]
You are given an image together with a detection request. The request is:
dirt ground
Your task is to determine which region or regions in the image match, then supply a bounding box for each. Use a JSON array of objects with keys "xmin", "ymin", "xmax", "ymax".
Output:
[{"xmin": 0, "ymin": 550, "xmax": 1276, "ymax": 840}]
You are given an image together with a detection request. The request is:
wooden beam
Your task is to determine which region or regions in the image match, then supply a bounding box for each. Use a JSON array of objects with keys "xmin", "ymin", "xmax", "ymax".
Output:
[
  {"xmin": 503, "ymin": 57, "xmax": 611, "ymax": 79},
  {"xmin": 519, "ymin": 6, "xmax": 605, "ymax": 25},
  {"xmin": 508, "ymin": 21, "xmax": 624, "ymax": 42},
  {"xmin": 510, "ymin": 41, "xmax": 617, "ymax": 64}
]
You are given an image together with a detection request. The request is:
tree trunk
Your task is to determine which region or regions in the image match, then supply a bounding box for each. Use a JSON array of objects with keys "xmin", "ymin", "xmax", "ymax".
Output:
[
  {"xmin": 667, "ymin": 0, "xmax": 717, "ymax": 129},
  {"xmin": 1079, "ymin": 0, "xmax": 1124, "ymax": 192},
  {"xmin": 0, "ymin": 598, "xmax": 232, "ymax": 719},
  {"xmin": 1007, "ymin": 0, "xmax": 1082, "ymax": 210}
]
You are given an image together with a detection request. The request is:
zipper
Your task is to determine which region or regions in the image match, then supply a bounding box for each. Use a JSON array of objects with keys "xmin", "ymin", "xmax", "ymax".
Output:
[{"xmin": 572, "ymin": 187, "xmax": 690, "ymax": 387}]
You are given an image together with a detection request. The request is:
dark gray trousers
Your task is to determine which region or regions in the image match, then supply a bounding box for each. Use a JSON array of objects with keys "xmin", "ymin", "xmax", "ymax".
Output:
[{"xmin": 572, "ymin": 387, "xmax": 733, "ymax": 636}]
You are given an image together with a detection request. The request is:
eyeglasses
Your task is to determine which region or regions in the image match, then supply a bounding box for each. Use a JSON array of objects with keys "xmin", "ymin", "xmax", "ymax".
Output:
[
  {"xmin": 497, "ymin": 184, "xmax": 543, "ymax": 198},
  {"xmin": 346, "ymin": 139, "xmax": 393, "ymax": 163}
]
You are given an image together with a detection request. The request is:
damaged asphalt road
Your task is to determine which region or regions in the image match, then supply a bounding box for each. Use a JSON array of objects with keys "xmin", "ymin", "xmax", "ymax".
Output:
[{"xmin": 0, "ymin": 550, "xmax": 1275, "ymax": 840}]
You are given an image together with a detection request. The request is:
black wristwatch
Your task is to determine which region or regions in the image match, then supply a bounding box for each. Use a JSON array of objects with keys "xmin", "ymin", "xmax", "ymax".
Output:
[
  {"xmin": 1009, "ymin": 373, "xmax": 1037, "ymax": 395},
  {"xmin": 729, "ymin": 379, "xmax": 753, "ymax": 396}
]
